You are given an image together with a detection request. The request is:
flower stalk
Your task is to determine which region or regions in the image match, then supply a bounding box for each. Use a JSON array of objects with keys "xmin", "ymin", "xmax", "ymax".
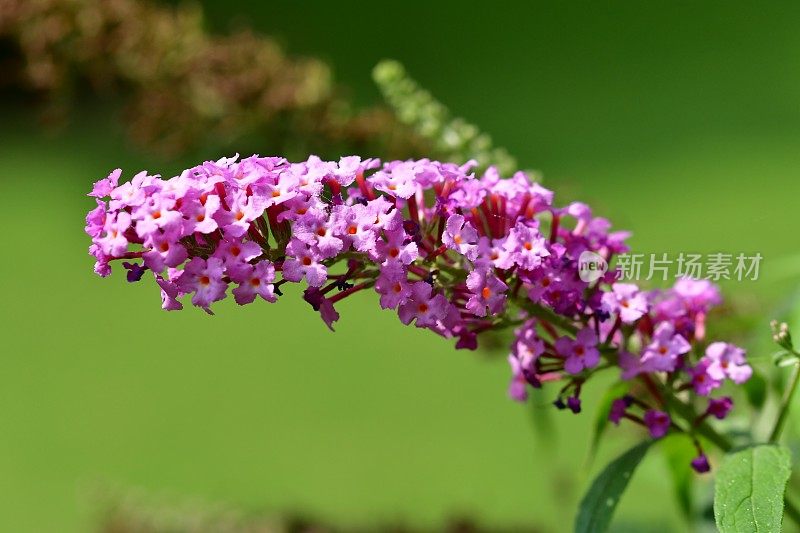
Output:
[{"xmin": 770, "ymin": 362, "xmax": 800, "ymax": 443}]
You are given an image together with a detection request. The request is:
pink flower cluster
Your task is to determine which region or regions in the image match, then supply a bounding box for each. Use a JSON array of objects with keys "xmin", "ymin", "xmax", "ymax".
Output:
[{"xmin": 85, "ymin": 154, "xmax": 751, "ymax": 471}]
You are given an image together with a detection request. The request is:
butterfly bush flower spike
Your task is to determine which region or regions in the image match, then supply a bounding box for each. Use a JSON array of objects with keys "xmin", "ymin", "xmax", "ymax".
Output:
[{"xmin": 85, "ymin": 154, "xmax": 753, "ymax": 473}]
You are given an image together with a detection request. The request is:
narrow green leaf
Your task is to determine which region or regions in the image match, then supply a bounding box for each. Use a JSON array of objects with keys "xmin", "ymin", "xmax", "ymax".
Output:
[
  {"xmin": 588, "ymin": 381, "xmax": 630, "ymax": 462},
  {"xmin": 714, "ymin": 444, "xmax": 792, "ymax": 533},
  {"xmin": 574, "ymin": 440, "xmax": 652, "ymax": 533},
  {"xmin": 660, "ymin": 435, "xmax": 695, "ymax": 521},
  {"xmin": 773, "ymin": 350, "xmax": 791, "ymax": 364}
]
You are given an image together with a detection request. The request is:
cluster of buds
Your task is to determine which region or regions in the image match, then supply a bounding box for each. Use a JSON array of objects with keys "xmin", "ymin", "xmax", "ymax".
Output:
[
  {"xmin": 772, "ymin": 320, "xmax": 795, "ymax": 353},
  {"xmin": 85, "ymin": 154, "xmax": 751, "ymax": 472},
  {"xmin": 373, "ymin": 60, "xmax": 518, "ymax": 175},
  {"xmin": 771, "ymin": 320, "xmax": 799, "ymax": 369}
]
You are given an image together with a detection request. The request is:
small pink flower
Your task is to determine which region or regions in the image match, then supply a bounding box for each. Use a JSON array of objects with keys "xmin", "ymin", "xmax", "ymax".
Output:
[
  {"xmin": 368, "ymin": 164, "xmax": 418, "ymax": 199},
  {"xmin": 259, "ymin": 173, "xmax": 299, "ymax": 208},
  {"xmin": 555, "ymin": 328, "xmax": 600, "ymax": 375},
  {"xmin": 639, "ymin": 322, "xmax": 691, "ymax": 372},
  {"xmin": 213, "ymin": 238, "xmax": 262, "ymax": 268},
  {"xmin": 84, "ymin": 200, "xmax": 106, "ymax": 239},
  {"xmin": 88, "ymin": 168, "xmax": 121, "ymax": 198},
  {"xmin": 214, "ymin": 190, "xmax": 264, "ymax": 238},
  {"xmin": 511, "ymin": 319, "xmax": 545, "ymax": 367},
  {"xmin": 706, "ymin": 396, "xmax": 733, "ymax": 420},
  {"xmin": 180, "ymin": 192, "xmax": 221, "ymax": 234},
  {"xmin": 293, "ymin": 213, "xmax": 344, "ymax": 260},
  {"xmin": 478, "ymin": 236, "xmax": 514, "ymax": 270},
  {"xmin": 465, "ymin": 267, "xmax": 507, "ymax": 317},
  {"xmin": 704, "ymin": 342, "xmax": 752, "ymax": 384},
  {"xmin": 143, "ymin": 231, "xmax": 188, "ymax": 273},
  {"xmin": 178, "ymin": 257, "xmax": 227, "ymax": 311},
  {"xmin": 442, "ymin": 214, "xmax": 478, "ymax": 261},
  {"xmin": 282, "ymin": 239, "xmax": 327, "ymax": 287},
  {"xmin": 504, "ymin": 222, "xmax": 548, "ymax": 270},
  {"xmin": 97, "ymin": 211, "xmax": 131, "ymax": 257},
  {"xmin": 333, "ymin": 204, "xmax": 379, "ymax": 254},
  {"xmin": 602, "ymin": 283, "xmax": 648, "ymax": 324},
  {"xmin": 133, "ymin": 195, "xmax": 182, "ymax": 239},
  {"xmin": 397, "ymin": 282, "xmax": 448, "ymax": 328},
  {"xmin": 155, "ymin": 271, "xmax": 183, "ymax": 311},
  {"xmin": 688, "ymin": 359, "xmax": 722, "ymax": 396},
  {"xmin": 376, "ymin": 229, "xmax": 419, "ymax": 265},
  {"xmin": 691, "ymin": 454, "xmax": 711, "ymax": 473},
  {"xmin": 644, "ymin": 410, "xmax": 670, "ymax": 439},
  {"xmin": 374, "ymin": 263, "xmax": 412, "ymax": 310},
  {"xmin": 231, "ymin": 262, "xmax": 277, "ymax": 305},
  {"xmin": 608, "ymin": 398, "xmax": 629, "ymax": 425}
]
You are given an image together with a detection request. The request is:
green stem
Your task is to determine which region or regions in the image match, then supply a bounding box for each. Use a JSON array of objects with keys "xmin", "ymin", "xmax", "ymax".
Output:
[
  {"xmin": 517, "ymin": 301, "xmax": 578, "ymax": 335},
  {"xmin": 665, "ymin": 396, "xmax": 733, "ymax": 453},
  {"xmin": 770, "ymin": 362, "xmax": 800, "ymax": 443}
]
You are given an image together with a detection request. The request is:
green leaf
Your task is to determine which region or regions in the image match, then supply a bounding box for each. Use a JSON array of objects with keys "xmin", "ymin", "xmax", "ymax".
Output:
[
  {"xmin": 574, "ymin": 440, "xmax": 652, "ymax": 533},
  {"xmin": 778, "ymin": 357, "xmax": 800, "ymax": 368},
  {"xmin": 714, "ymin": 444, "xmax": 792, "ymax": 533},
  {"xmin": 773, "ymin": 350, "xmax": 800, "ymax": 368},
  {"xmin": 660, "ymin": 435, "xmax": 695, "ymax": 521},
  {"xmin": 588, "ymin": 381, "xmax": 630, "ymax": 462}
]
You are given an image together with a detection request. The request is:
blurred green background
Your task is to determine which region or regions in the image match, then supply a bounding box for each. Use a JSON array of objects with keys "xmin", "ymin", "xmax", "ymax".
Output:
[{"xmin": 2, "ymin": 1, "xmax": 800, "ymax": 531}]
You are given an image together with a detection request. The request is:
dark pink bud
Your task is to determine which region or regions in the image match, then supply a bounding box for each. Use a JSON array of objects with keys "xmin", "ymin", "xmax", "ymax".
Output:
[
  {"xmin": 691, "ymin": 454, "xmax": 711, "ymax": 473},
  {"xmin": 707, "ymin": 397, "xmax": 733, "ymax": 420}
]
